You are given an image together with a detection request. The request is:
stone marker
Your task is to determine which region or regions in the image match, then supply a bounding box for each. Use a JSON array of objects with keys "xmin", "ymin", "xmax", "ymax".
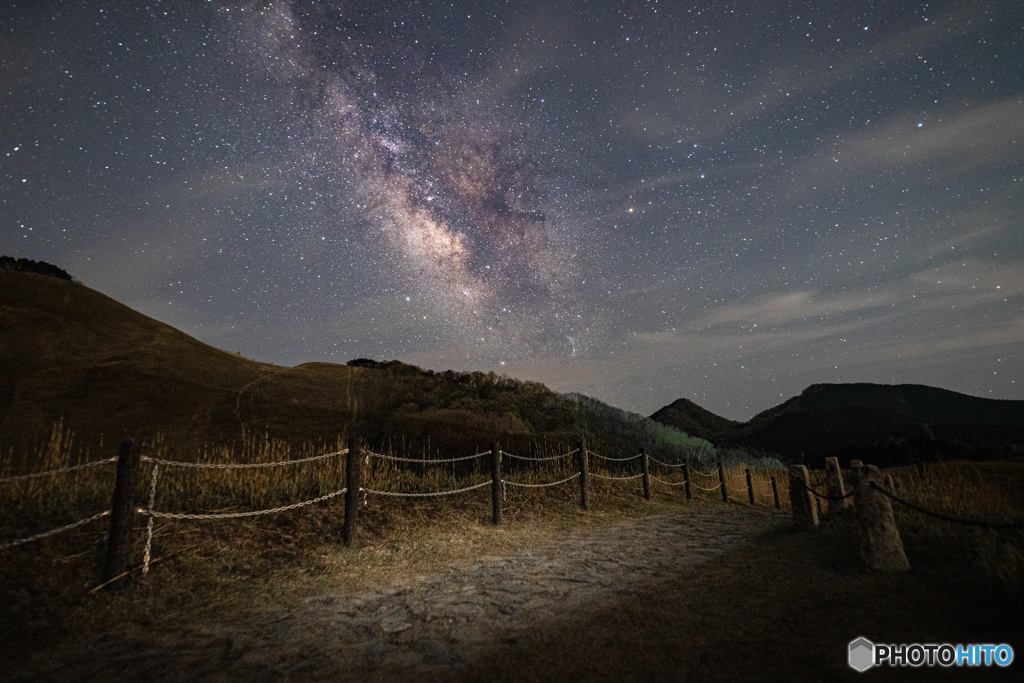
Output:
[
  {"xmin": 852, "ymin": 464, "xmax": 909, "ymax": 572},
  {"xmin": 823, "ymin": 456, "xmax": 850, "ymax": 513},
  {"xmin": 788, "ymin": 465, "xmax": 819, "ymax": 530}
]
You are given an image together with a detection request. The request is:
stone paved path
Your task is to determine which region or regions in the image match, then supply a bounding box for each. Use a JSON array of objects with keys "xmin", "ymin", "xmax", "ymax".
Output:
[{"xmin": 16, "ymin": 506, "xmax": 786, "ymax": 681}]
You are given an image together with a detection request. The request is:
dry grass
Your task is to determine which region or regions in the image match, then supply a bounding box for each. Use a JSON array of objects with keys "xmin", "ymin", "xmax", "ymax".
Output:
[
  {"xmin": 887, "ymin": 461, "xmax": 1024, "ymax": 590},
  {"xmin": 3, "ymin": 426, "xmax": 1022, "ymax": 679},
  {"xmin": 0, "ymin": 427, "xmax": 750, "ymax": 669}
]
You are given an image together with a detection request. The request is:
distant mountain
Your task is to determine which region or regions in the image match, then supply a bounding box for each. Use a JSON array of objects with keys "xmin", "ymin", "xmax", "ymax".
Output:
[
  {"xmin": 0, "ymin": 269, "xmax": 711, "ymax": 464},
  {"xmin": 651, "ymin": 383, "xmax": 1024, "ymax": 466},
  {"xmin": 649, "ymin": 398, "xmax": 739, "ymax": 441}
]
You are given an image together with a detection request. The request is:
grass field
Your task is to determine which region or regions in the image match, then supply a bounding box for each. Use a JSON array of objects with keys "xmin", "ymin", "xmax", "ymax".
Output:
[{"xmin": 1, "ymin": 430, "xmax": 1022, "ymax": 680}]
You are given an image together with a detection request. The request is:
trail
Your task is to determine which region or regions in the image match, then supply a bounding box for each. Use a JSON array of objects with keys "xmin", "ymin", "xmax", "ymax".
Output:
[{"xmin": 16, "ymin": 507, "xmax": 787, "ymax": 681}]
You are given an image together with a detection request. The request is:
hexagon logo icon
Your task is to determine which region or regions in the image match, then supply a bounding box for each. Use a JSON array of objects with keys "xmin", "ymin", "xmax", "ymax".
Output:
[{"xmin": 849, "ymin": 637, "xmax": 875, "ymax": 672}]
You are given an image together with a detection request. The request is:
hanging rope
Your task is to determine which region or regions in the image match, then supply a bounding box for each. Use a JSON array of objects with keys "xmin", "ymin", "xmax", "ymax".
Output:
[
  {"xmin": 141, "ymin": 449, "xmax": 346, "ymax": 469},
  {"xmin": 0, "ymin": 456, "xmax": 118, "ymax": 483},
  {"xmin": 363, "ymin": 450, "xmax": 488, "ymax": 464}
]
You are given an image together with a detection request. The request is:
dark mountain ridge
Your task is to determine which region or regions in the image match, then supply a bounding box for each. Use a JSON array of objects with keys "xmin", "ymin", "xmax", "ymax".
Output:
[
  {"xmin": 651, "ymin": 383, "xmax": 1024, "ymax": 466},
  {"xmin": 649, "ymin": 398, "xmax": 740, "ymax": 441}
]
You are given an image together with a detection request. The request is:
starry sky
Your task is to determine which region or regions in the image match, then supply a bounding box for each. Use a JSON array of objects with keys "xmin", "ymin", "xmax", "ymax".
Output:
[{"xmin": 2, "ymin": 1, "xmax": 1022, "ymax": 420}]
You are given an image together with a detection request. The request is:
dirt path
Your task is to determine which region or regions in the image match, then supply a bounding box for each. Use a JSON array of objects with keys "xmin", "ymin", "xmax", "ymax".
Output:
[{"xmin": 15, "ymin": 506, "xmax": 788, "ymax": 681}]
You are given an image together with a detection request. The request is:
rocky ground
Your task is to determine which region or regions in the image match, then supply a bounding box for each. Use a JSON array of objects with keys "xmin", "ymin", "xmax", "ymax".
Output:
[{"xmin": 9, "ymin": 506, "xmax": 787, "ymax": 681}]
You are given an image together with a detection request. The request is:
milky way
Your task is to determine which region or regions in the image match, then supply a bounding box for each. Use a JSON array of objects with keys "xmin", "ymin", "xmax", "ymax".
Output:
[
  {"xmin": 1, "ymin": 1, "xmax": 1021, "ymax": 419},
  {"xmin": 244, "ymin": 1, "xmax": 593, "ymax": 363}
]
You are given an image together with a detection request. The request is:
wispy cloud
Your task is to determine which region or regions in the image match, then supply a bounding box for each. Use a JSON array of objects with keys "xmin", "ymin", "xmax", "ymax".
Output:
[{"xmin": 838, "ymin": 98, "xmax": 1024, "ymax": 172}]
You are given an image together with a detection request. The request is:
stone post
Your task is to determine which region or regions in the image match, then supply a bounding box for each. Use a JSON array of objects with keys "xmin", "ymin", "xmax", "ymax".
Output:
[
  {"xmin": 852, "ymin": 464, "xmax": 909, "ymax": 572},
  {"xmin": 788, "ymin": 465, "xmax": 819, "ymax": 530},
  {"xmin": 823, "ymin": 456, "xmax": 849, "ymax": 513}
]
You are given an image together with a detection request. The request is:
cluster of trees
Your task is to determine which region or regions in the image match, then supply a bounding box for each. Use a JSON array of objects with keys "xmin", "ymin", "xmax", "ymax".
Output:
[
  {"xmin": 0, "ymin": 256, "xmax": 72, "ymax": 281},
  {"xmin": 346, "ymin": 359, "xmax": 717, "ymax": 464}
]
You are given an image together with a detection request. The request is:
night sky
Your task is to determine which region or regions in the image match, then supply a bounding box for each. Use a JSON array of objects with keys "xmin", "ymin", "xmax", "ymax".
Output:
[{"xmin": 2, "ymin": 1, "xmax": 1022, "ymax": 420}]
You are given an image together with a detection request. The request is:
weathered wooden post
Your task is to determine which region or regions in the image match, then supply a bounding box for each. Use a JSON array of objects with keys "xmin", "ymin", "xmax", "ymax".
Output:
[
  {"xmin": 745, "ymin": 468, "xmax": 755, "ymax": 505},
  {"xmin": 683, "ymin": 462, "xmax": 692, "ymax": 500},
  {"xmin": 343, "ymin": 436, "xmax": 362, "ymax": 547},
  {"xmin": 788, "ymin": 464, "xmax": 819, "ymax": 530},
  {"xmin": 103, "ymin": 440, "xmax": 141, "ymax": 585},
  {"xmin": 852, "ymin": 464, "xmax": 909, "ymax": 572},
  {"xmin": 578, "ymin": 439, "xmax": 589, "ymax": 510},
  {"xmin": 823, "ymin": 456, "xmax": 849, "ymax": 513},
  {"xmin": 717, "ymin": 462, "xmax": 728, "ymax": 503},
  {"xmin": 640, "ymin": 448, "xmax": 651, "ymax": 501},
  {"xmin": 490, "ymin": 441, "xmax": 502, "ymax": 526},
  {"xmin": 770, "ymin": 475, "xmax": 780, "ymax": 509}
]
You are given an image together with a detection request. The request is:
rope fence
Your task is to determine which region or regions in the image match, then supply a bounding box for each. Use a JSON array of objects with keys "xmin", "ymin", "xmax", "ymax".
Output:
[
  {"xmin": 0, "ymin": 452, "xmax": 121, "ymax": 552},
  {"xmin": 1, "ymin": 438, "xmax": 795, "ymax": 586},
  {"xmin": 648, "ymin": 456, "xmax": 687, "ymax": 468},
  {"xmin": 591, "ymin": 472, "xmax": 644, "ymax": 481},
  {"xmin": 586, "ymin": 450, "xmax": 642, "ymax": 462},
  {"xmin": 361, "ymin": 480, "xmax": 491, "ymax": 498},
  {"xmin": 689, "ymin": 466, "xmax": 720, "ymax": 478},
  {"xmin": 0, "ymin": 510, "xmax": 111, "ymax": 552},
  {"xmin": 784, "ymin": 459, "xmax": 1024, "ymax": 572},
  {"xmin": 143, "ymin": 488, "xmax": 350, "ymax": 520},
  {"xmin": 504, "ymin": 473, "xmax": 581, "ymax": 488},
  {"xmin": 501, "ymin": 449, "xmax": 576, "ymax": 462},
  {"xmin": 12, "ymin": 432, "xmax": 1023, "ymax": 589},
  {"xmin": 800, "ymin": 481, "xmax": 856, "ymax": 502},
  {"xmin": 0, "ymin": 456, "xmax": 118, "ymax": 483},
  {"xmin": 363, "ymin": 449, "xmax": 489, "ymax": 464},
  {"xmin": 871, "ymin": 483, "xmax": 1024, "ymax": 530},
  {"xmin": 650, "ymin": 475, "xmax": 689, "ymax": 486},
  {"xmin": 140, "ymin": 450, "xmax": 346, "ymax": 469}
]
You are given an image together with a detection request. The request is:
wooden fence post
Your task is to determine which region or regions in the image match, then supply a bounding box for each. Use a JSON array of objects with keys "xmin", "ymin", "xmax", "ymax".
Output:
[
  {"xmin": 745, "ymin": 468, "xmax": 755, "ymax": 505},
  {"xmin": 490, "ymin": 441, "xmax": 502, "ymax": 526},
  {"xmin": 640, "ymin": 448, "xmax": 651, "ymax": 500},
  {"xmin": 578, "ymin": 439, "xmax": 589, "ymax": 510},
  {"xmin": 770, "ymin": 475, "xmax": 780, "ymax": 509},
  {"xmin": 788, "ymin": 464, "xmax": 819, "ymax": 530},
  {"xmin": 683, "ymin": 462, "xmax": 692, "ymax": 500},
  {"xmin": 343, "ymin": 436, "xmax": 362, "ymax": 547},
  {"xmin": 718, "ymin": 461, "xmax": 728, "ymax": 503},
  {"xmin": 103, "ymin": 440, "xmax": 141, "ymax": 585}
]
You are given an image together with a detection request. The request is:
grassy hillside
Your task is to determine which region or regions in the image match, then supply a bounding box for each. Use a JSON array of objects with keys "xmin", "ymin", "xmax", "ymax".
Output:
[
  {"xmin": 0, "ymin": 270, "xmax": 713, "ymax": 465},
  {"xmin": 1, "ymin": 270, "xmax": 278, "ymax": 451}
]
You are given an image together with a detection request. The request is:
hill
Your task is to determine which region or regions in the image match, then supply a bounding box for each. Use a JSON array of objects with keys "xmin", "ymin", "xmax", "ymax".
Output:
[
  {"xmin": 649, "ymin": 398, "xmax": 740, "ymax": 441},
  {"xmin": 0, "ymin": 268, "xmax": 280, "ymax": 450},
  {"xmin": 651, "ymin": 383, "xmax": 1024, "ymax": 466},
  {"xmin": 0, "ymin": 269, "xmax": 712, "ymax": 464}
]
